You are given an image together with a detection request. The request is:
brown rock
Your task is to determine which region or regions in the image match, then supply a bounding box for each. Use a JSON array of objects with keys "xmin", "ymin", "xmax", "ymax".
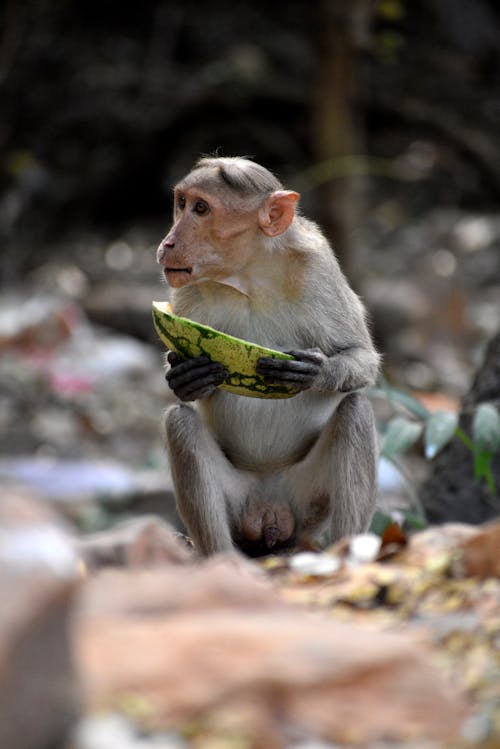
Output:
[
  {"xmin": 75, "ymin": 515, "xmax": 193, "ymax": 571},
  {"xmin": 75, "ymin": 552, "xmax": 279, "ymax": 617},
  {"xmin": 458, "ymin": 520, "xmax": 500, "ymax": 578},
  {"xmin": 74, "ymin": 553, "xmax": 467, "ymax": 746},
  {"xmin": 0, "ymin": 493, "xmax": 80, "ymax": 749},
  {"xmin": 398, "ymin": 522, "xmax": 479, "ymax": 567}
]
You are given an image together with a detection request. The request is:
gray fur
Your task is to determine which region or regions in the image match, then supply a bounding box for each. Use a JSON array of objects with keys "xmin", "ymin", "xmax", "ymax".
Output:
[
  {"xmin": 192, "ymin": 156, "xmax": 283, "ymax": 196},
  {"xmin": 160, "ymin": 157, "xmax": 380, "ymax": 556}
]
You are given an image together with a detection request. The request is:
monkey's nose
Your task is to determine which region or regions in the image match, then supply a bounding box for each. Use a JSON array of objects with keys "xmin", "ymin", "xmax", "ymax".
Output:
[{"xmin": 157, "ymin": 239, "xmax": 174, "ymax": 263}]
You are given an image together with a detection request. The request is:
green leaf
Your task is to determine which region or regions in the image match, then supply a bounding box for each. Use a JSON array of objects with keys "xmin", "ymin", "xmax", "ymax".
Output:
[
  {"xmin": 402, "ymin": 511, "xmax": 428, "ymax": 530},
  {"xmin": 381, "ymin": 417, "xmax": 423, "ymax": 458},
  {"xmin": 370, "ymin": 509, "xmax": 427, "ymax": 535},
  {"xmin": 369, "ymin": 383, "xmax": 431, "ymax": 420},
  {"xmin": 424, "ymin": 410, "xmax": 459, "ymax": 459},
  {"xmin": 370, "ymin": 510, "xmax": 393, "ymax": 537},
  {"xmin": 472, "ymin": 404, "xmax": 500, "ymax": 452},
  {"xmin": 473, "ymin": 449, "xmax": 497, "ymax": 494},
  {"xmin": 474, "ymin": 449, "xmax": 493, "ymax": 481}
]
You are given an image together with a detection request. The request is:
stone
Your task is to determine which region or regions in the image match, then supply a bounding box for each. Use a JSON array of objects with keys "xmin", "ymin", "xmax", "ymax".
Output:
[
  {"xmin": 74, "ymin": 553, "xmax": 467, "ymax": 746},
  {"xmin": 0, "ymin": 493, "xmax": 81, "ymax": 749}
]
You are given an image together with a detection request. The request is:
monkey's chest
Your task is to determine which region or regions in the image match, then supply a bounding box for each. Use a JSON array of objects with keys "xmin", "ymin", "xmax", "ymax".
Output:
[
  {"xmin": 186, "ymin": 297, "xmax": 313, "ymax": 351},
  {"xmin": 199, "ymin": 391, "xmax": 337, "ymax": 472}
]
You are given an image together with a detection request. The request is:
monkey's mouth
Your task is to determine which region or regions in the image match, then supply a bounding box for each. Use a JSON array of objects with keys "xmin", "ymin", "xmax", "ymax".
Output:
[
  {"xmin": 165, "ymin": 267, "xmax": 192, "ymax": 275},
  {"xmin": 164, "ymin": 266, "xmax": 193, "ymax": 287}
]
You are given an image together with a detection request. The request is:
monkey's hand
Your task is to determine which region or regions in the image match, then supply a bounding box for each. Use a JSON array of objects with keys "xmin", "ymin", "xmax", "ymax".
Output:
[
  {"xmin": 166, "ymin": 351, "xmax": 228, "ymax": 401},
  {"xmin": 256, "ymin": 349, "xmax": 324, "ymax": 392}
]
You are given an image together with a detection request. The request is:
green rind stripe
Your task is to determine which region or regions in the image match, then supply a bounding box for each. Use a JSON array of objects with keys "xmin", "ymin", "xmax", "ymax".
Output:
[{"xmin": 152, "ymin": 303, "xmax": 297, "ymax": 399}]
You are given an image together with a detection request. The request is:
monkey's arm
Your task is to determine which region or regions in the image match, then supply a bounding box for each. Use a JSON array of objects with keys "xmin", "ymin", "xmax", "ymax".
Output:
[
  {"xmin": 256, "ymin": 346, "xmax": 380, "ymax": 394},
  {"xmin": 166, "ymin": 351, "xmax": 228, "ymax": 401}
]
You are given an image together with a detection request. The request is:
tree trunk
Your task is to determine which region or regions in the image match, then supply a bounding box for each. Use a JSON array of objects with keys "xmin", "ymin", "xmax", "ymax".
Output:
[{"xmin": 312, "ymin": 0, "xmax": 371, "ymax": 283}]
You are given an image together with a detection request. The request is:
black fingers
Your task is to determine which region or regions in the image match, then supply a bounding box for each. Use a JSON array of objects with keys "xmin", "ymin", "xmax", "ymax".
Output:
[
  {"xmin": 166, "ymin": 355, "xmax": 228, "ymax": 401},
  {"xmin": 285, "ymin": 349, "xmax": 324, "ymax": 365},
  {"xmin": 256, "ymin": 356, "xmax": 319, "ymax": 378},
  {"xmin": 256, "ymin": 354, "xmax": 321, "ymax": 391},
  {"xmin": 167, "ymin": 350, "xmax": 185, "ymax": 368}
]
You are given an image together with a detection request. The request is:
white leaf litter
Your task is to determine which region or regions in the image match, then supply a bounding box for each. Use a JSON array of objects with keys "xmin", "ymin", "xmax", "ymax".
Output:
[{"xmin": 289, "ymin": 552, "xmax": 341, "ymax": 577}]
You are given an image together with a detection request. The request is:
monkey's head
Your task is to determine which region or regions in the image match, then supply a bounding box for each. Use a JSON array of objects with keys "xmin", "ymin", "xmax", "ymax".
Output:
[{"xmin": 156, "ymin": 157, "xmax": 300, "ymax": 289}]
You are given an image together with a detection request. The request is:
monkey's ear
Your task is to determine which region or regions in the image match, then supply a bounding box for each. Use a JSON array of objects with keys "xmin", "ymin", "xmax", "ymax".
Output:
[{"xmin": 259, "ymin": 190, "xmax": 300, "ymax": 236}]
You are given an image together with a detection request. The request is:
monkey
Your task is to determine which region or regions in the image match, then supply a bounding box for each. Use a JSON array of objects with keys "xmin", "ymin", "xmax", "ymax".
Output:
[{"xmin": 156, "ymin": 156, "xmax": 381, "ymax": 557}]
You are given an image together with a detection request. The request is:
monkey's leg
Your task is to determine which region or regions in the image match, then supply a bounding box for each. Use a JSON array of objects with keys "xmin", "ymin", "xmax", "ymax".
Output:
[
  {"xmin": 289, "ymin": 392, "xmax": 378, "ymax": 544},
  {"xmin": 164, "ymin": 404, "xmax": 250, "ymax": 555}
]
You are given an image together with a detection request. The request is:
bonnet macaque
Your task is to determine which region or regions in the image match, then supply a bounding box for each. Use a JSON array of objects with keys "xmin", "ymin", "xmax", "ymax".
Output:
[{"xmin": 157, "ymin": 156, "xmax": 380, "ymax": 556}]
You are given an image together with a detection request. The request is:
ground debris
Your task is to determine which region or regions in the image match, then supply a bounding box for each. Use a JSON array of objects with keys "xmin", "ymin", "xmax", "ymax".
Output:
[{"xmin": 270, "ymin": 521, "xmax": 500, "ymax": 747}]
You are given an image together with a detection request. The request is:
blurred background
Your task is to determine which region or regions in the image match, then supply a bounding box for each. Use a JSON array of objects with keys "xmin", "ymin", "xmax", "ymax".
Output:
[{"xmin": 1, "ymin": 0, "xmax": 500, "ymax": 527}]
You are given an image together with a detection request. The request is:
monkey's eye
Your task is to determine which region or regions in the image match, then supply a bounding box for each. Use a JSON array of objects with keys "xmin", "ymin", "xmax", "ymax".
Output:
[
  {"xmin": 193, "ymin": 199, "xmax": 209, "ymax": 215},
  {"xmin": 176, "ymin": 194, "xmax": 186, "ymax": 211}
]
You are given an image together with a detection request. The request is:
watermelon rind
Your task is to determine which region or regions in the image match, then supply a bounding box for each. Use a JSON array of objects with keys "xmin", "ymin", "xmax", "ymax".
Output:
[{"xmin": 152, "ymin": 301, "xmax": 297, "ymax": 399}]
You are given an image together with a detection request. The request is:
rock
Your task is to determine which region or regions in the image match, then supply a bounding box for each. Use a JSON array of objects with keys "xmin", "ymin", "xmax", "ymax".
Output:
[
  {"xmin": 0, "ymin": 493, "xmax": 81, "ymax": 749},
  {"xmin": 398, "ymin": 522, "xmax": 478, "ymax": 567},
  {"xmin": 75, "ymin": 516, "xmax": 193, "ymax": 570},
  {"xmin": 420, "ymin": 330, "xmax": 500, "ymax": 523},
  {"xmin": 75, "ymin": 553, "xmax": 277, "ymax": 618},
  {"xmin": 73, "ymin": 554, "xmax": 467, "ymax": 746},
  {"xmin": 458, "ymin": 521, "xmax": 500, "ymax": 578}
]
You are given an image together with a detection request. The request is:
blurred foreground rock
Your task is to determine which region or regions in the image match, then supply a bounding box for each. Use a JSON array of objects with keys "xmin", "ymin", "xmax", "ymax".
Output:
[
  {"xmin": 2, "ymin": 489, "xmax": 499, "ymax": 748},
  {"xmin": 75, "ymin": 515, "xmax": 193, "ymax": 570},
  {"xmin": 72, "ymin": 555, "xmax": 468, "ymax": 747},
  {"xmin": 0, "ymin": 493, "xmax": 80, "ymax": 749},
  {"xmin": 74, "ymin": 588, "xmax": 466, "ymax": 746}
]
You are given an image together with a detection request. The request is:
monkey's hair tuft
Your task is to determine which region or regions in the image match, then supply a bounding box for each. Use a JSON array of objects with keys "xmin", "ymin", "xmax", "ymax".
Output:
[{"xmin": 192, "ymin": 156, "xmax": 283, "ymax": 196}]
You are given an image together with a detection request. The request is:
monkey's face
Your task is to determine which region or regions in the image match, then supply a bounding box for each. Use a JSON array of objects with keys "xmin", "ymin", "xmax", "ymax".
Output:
[{"xmin": 156, "ymin": 186, "xmax": 258, "ymax": 288}]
